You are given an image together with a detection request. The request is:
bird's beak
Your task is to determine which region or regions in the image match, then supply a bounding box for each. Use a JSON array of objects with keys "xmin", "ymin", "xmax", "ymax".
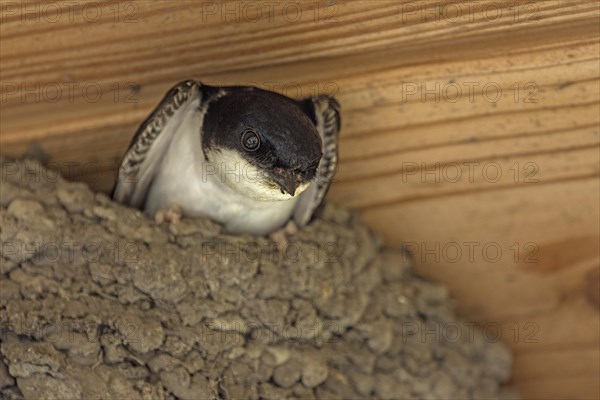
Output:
[{"xmin": 276, "ymin": 174, "xmax": 298, "ymax": 196}]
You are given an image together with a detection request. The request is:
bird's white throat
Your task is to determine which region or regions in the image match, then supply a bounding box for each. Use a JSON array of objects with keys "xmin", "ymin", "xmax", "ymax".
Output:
[{"xmin": 203, "ymin": 148, "xmax": 309, "ymax": 202}]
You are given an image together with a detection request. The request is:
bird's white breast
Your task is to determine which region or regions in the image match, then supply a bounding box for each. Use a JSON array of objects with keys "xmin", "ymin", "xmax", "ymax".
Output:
[{"xmin": 144, "ymin": 109, "xmax": 299, "ymax": 236}]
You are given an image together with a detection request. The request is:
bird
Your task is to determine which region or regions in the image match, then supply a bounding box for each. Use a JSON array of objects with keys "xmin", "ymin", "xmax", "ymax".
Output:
[{"xmin": 112, "ymin": 80, "xmax": 340, "ymax": 242}]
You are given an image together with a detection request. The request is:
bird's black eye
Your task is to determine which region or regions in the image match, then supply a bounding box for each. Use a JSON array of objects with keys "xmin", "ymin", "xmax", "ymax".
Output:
[{"xmin": 241, "ymin": 129, "xmax": 260, "ymax": 151}]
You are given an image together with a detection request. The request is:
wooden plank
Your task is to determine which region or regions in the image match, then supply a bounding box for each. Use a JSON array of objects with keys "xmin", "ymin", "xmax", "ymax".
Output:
[{"xmin": 1, "ymin": 1, "xmax": 599, "ymax": 398}]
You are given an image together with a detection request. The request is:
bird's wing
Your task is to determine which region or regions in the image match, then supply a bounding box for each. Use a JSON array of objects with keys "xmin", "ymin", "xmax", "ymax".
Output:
[
  {"xmin": 112, "ymin": 80, "xmax": 203, "ymax": 208},
  {"xmin": 293, "ymin": 95, "xmax": 341, "ymax": 226}
]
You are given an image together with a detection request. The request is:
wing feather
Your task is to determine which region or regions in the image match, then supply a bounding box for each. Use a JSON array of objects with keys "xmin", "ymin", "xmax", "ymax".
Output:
[
  {"xmin": 293, "ymin": 95, "xmax": 341, "ymax": 226},
  {"xmin": 112, "ymin": 80, "xmax": 202, "ymax": 208}
]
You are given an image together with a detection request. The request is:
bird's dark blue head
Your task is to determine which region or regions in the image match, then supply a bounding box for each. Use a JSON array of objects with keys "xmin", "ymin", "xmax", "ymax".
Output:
[{"xmin": 201, "ymin": 85, "xmax": 323, "ymax": 201}]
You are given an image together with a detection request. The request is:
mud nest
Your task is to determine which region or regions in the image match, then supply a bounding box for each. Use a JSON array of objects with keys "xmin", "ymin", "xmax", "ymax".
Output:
[{"xmin": 0, "ymin": 158, "xmax": 517, "ymax": 399}]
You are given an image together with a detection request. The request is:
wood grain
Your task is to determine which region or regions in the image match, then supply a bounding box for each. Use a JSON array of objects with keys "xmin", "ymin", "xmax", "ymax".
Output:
[{"xmin": 1, "ymin": 1, "xmax": 599, "ymax": 398}]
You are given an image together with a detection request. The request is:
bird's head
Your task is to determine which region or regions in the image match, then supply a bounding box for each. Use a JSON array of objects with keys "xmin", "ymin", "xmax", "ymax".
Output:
[{"xmin": 201, "ymin": 86, "xmax": 323, "ymax": 201}]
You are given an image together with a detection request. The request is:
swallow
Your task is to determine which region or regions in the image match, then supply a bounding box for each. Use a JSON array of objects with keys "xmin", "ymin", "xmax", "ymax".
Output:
[{"xmin": 112, "ymin": 80, "xmax": 340, "ymax": 238}]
